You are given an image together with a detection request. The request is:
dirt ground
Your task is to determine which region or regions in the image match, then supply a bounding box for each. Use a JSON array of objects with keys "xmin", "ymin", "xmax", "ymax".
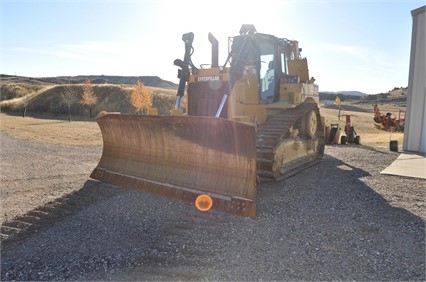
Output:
[
  {"xmin": 1, "ymin": 102, "xmax": 424, "ymax": 281},
  {"xmin": 0, "ymin": 101, "xmax": 408, "ymax": 224}
]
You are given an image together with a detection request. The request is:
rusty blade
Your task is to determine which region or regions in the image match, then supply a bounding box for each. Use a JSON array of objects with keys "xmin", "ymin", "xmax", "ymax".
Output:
[{"xmin": 90, "ymin": 114, "xmax": 257, "ymax": 217}]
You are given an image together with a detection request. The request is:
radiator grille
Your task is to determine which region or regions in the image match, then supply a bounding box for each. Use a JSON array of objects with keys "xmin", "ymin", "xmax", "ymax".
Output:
[{"xmin": 187, "ymin": 82, "xmax": 229, "ymax": 118}]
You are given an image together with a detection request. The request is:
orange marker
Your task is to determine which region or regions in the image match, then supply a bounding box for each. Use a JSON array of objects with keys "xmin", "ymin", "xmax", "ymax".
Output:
[{"xmin": 195, "ymin": 194, "xmax": 213, "ymax": 212}]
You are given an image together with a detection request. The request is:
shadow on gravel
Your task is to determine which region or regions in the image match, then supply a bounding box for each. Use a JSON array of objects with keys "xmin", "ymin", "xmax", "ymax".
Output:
[
  {"xmin": 1, "ymin": 150, "xmax": 425, "ymax": 281},
  {"xmin": 326, "ymin": 143, "xmax": 393, "ymax": 155},
  {"xmin": 1, "ymin": 180, "xmax": 125, "ymax": 247}
]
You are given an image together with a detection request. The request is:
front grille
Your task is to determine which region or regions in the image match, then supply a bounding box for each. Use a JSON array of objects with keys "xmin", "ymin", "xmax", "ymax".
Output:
[{"xmin": 187, "ymin": 81, "xmax": 229, "ymax": 118}]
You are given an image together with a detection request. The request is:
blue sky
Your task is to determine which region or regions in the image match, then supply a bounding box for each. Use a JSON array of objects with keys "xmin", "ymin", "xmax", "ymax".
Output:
[{"xmin": 1, "ymin": 0, "xmax": 424, "ymax": 94}]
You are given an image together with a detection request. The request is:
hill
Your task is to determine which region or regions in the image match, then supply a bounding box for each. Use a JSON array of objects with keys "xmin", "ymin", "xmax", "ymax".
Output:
[
  {"xmin": 320, "ymin": 87, "xmax": 407, "ymax": 104},
  {"xmin": 0, "ymin": 74, "xmax": 178, "ymax": 88},
  {"xmin": 0, "ymin": 75, "xmax": 181, "ymax": 117},
  {"xmin": 1, "ymin": 74, "xmax": 407, "ymax": 119},
  {"xmin": 319, "ymin": 90, "xmax": 367, "ymax": 102},
  {"xmin": 321, "ymin": 90, "xmax": 367, "ymax": 97}
]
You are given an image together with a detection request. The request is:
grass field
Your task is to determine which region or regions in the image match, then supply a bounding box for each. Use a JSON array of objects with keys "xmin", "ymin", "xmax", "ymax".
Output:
[
  {"xmin": 0, "ymin": 101, "xmax": 405, "ymax": 148},
  {"xmin": 0, "ymin": 80, "xmax": 406, "ymax": 148},
  {"xmin": 0, "ymin": 113, "xmax": 102, "ymax": 146}
]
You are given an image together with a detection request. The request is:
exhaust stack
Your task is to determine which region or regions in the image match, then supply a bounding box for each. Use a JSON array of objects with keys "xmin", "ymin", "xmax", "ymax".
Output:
[{"xmin": 208, "ymin": 32, "xmax": 219, "ymax": 68}]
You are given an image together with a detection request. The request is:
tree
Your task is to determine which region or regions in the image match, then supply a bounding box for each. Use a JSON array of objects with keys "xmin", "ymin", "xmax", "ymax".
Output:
[
  {"xmin": 130, "ymin": 80, "xmax": 152, "ymax": 114},
  {"xmin": 61, "ymin": 84, "xmax": 78, "ymax": 121},
  {"xmin": 81, "ymin": 79, "xmax": 97, "ymax": 118}
]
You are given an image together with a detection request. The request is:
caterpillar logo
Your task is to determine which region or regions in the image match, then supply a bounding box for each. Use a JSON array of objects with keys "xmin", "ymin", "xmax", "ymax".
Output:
[{"xmin": 197, "ymin": 75, "xmax": 221, "ymax": 82}]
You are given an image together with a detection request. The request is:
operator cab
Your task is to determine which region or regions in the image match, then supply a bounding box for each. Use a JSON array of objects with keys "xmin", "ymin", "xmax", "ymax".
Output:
[
  {"xmin": 261, "ymin": 60, "xmax": 275, "ymax": 103},
  {"xmin": 229, "ymin": 32, "xmax": 297, "ymax": 104}
]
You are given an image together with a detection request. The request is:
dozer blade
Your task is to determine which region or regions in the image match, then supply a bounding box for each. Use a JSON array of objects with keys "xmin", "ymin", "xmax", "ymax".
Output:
[{"xmin": 90, "ymin": 114, "xmax": 257, "ymax": 217}]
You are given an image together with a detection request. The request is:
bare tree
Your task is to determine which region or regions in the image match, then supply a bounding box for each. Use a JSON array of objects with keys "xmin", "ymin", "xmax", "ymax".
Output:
[
  {"xmin": 80, "ymin": 79, "xmax": 97, "ymax": 118},
  {"xmin": 61, "ymin": 84, "xmax": 78, "ymax": 121},
  {"xmin": 130, "ymin": 80, "xmax": 153, "ymax": 114}
]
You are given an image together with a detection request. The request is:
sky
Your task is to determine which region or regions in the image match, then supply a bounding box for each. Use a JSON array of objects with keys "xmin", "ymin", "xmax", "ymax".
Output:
[{"xmin": 1, "ymin": 0, "xmax": 424, "ymax": 94}]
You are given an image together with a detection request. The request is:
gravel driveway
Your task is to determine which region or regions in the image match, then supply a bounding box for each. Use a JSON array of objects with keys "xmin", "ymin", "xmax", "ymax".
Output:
[{"xmin": 1, "ymin": 132, "xmax": 425, "ymax": 281}]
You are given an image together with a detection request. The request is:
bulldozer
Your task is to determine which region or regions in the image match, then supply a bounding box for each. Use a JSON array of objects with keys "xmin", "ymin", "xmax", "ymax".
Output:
[{"xmin": 91, "ymin": 25, "xmax": 325, "ymax": 218}]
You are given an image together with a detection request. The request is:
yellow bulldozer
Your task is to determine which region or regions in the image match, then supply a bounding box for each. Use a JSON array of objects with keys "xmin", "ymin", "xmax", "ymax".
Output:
[{"xmin": 91, "ymin": 25, "xmax": 325, "ymax": 218}]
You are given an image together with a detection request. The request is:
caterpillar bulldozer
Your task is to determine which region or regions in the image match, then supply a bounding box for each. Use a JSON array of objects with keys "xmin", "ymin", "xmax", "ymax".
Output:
[{"xmin": 91, "ymin": 25, "xmax": 325, "ymax": 218}]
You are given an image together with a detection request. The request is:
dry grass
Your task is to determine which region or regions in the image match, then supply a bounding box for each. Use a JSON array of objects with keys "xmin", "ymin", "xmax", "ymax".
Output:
[
  {"xmin": 0, "ymin": 83, "xmax": 181, "ymax": 117},
  {"xmin": 0, "ymin": 81, "xmax": 405, "ymax": 147},
  {"xmin": 0, "ymin": 101, "xmax": 405, "ymax": 148},
  {"xmin": 0, "ymin": 83, "xmax": 187, "ymax": 146},
  {"xmin": 0, "ymin": 85, "xmax": 56, "ymax": 110},
  {"xmin": 0, "ymin": 83, "xmax": 46, "ymax": 101},
  {"xmin": 0, "ymin": 113, "xmax": 102, "ymax": 146}
]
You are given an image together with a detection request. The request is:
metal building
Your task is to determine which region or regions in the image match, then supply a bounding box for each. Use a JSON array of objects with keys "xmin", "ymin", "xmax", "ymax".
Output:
[{"xmin": 403, "ymin": 5, "xmax": 426, "ymax": 154}]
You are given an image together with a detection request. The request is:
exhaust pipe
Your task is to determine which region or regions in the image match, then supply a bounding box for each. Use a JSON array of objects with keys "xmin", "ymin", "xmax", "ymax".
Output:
[{"xmin": 208, "ymin": 32, "xmax": 219, "ymax": 68}]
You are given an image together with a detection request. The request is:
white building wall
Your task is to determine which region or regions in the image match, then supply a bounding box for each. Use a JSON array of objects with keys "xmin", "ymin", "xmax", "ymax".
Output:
[{"xmin": 403, "ymin": 6, "xmax": 426, "ymax": 154}]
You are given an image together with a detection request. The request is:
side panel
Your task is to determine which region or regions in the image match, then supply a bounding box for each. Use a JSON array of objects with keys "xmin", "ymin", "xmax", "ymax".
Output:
[{"xmin": 91, "ymin": 114, "xmax": 257, "ymax": 217}]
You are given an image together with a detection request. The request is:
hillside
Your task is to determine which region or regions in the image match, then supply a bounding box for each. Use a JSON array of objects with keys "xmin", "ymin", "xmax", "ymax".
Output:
[
  {"xmin": 320, "ymin": 90, "xmax": 367, "ymax": 97},
  {"xmin": 0, "ymin": 77, "xmax": 181, "ymax": 117},
  {"xmin": 320, "ymin": 87, "xmax": 407, "ymax": 104},
  {"xmin": 1, "ymin": 74, "xmax": 407, "ymax": 119},
  {"xmin": 0, "ymin": 74, "xmax": 178, "ymax": 88}
]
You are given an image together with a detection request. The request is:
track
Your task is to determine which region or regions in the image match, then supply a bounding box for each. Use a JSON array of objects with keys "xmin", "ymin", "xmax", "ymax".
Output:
[{"xmin": 256, "ymin": 100, "xmax": 325, "ymax": 181}]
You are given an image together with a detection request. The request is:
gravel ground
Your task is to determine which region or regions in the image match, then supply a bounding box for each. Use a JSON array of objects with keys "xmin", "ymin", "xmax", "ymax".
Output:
[{"xmin": 1, "ymin": 132, "xmax": 425, "ymax": 281}]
